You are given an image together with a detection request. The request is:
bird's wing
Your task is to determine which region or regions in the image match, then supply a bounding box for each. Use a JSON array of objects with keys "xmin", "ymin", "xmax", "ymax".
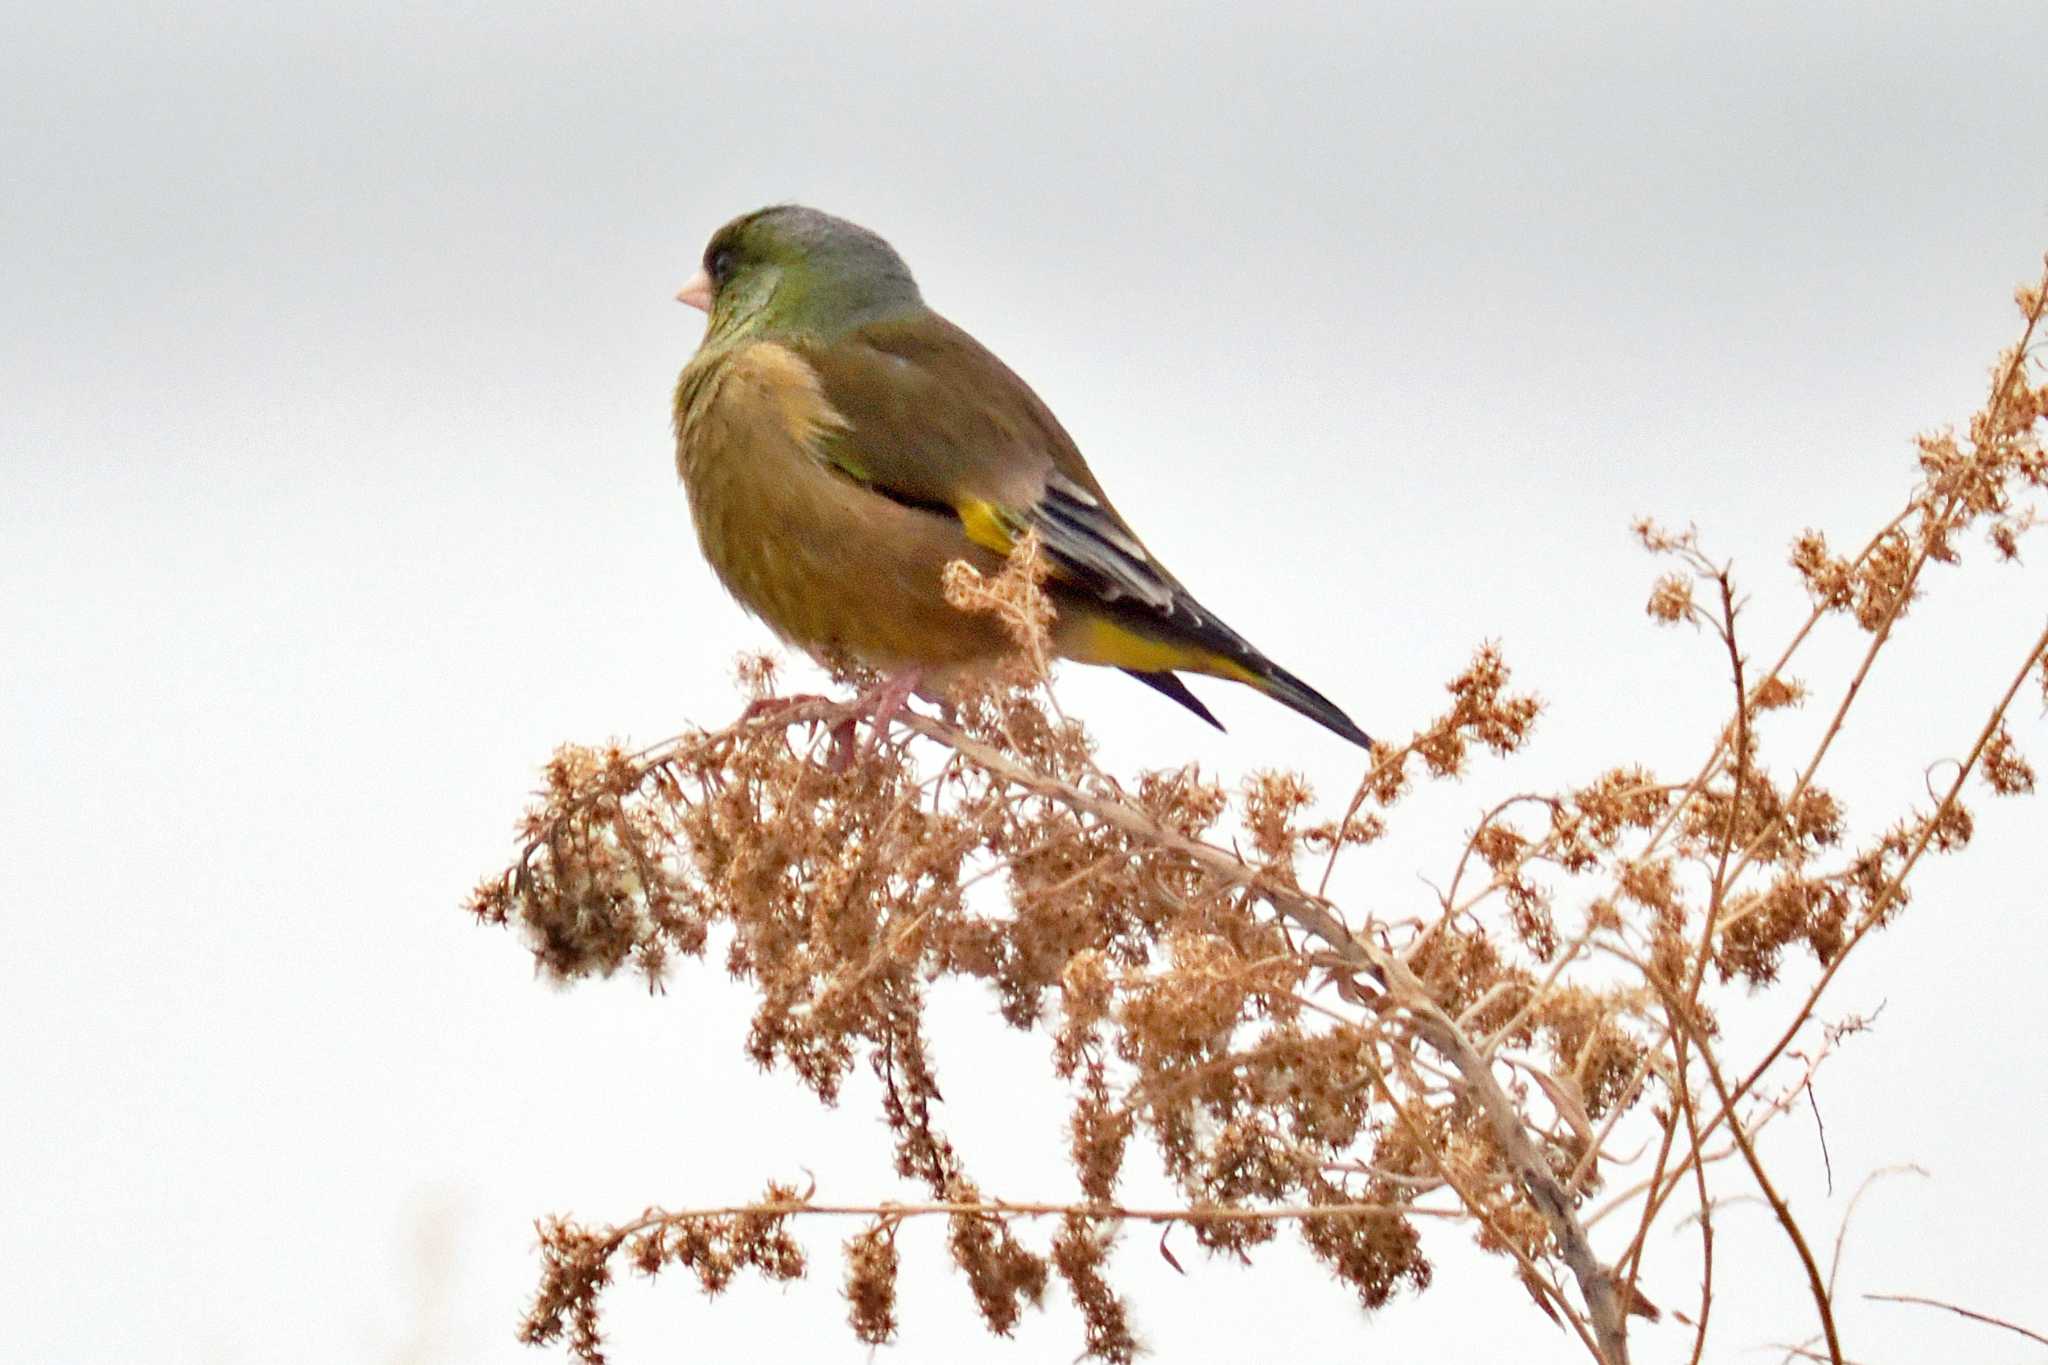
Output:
[
  {"xmin": 775, "ymin": 319, "xmax": 1374, "ymax": 749},
  {"xmin": 794, "ymin": 314, "xmax": 1192, "ymax": 620}
]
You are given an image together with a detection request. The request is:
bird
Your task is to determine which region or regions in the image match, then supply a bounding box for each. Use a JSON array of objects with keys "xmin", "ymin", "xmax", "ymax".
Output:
[{"xmin": 671, "ymin": 204, "xmax": 1372, "ymax": 751}]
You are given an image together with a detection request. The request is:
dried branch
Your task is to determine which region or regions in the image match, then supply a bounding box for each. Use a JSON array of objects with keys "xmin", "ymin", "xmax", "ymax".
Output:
[
  {"xmin": 469, "ymin": 256, "xmax": 2048, "ymax": 1365},
  {"xmin": 1863, "ymin": 1293, "xmax": 2048, "ymax": 1349}
]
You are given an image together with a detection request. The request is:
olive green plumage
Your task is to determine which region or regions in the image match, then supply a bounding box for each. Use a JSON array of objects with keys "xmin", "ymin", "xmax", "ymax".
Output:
[{"xmin": 672, "ymin": 204, "xmax": 1372, "ymax": 750}]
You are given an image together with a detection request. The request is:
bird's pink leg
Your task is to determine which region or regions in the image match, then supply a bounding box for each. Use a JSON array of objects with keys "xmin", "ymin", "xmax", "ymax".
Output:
[
  {"xmin": 861, "ymin": 668, "xmax": 924, "ymax": 736},
  {"xmin": 825, "ymin": 667, "xmax": 925, "ymax": 772}
]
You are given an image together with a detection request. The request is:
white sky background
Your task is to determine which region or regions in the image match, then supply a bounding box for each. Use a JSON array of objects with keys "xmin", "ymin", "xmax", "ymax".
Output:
[{"xmin": 5, "ymin": 2, "xmax": 2047, "ymax": 1361}]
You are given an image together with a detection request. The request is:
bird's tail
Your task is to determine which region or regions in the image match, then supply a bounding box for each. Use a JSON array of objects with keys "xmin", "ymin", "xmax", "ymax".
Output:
[
  {"xmin": 1121, "ymin": 668, "xmax": 1226, "ymax": 732},
  {"xmin": 1069, "ymin": 598, "xmax": 1372, "ymax": 750},
  {"xmin": 1241, "ymin": 659, "xmax": 1375, "ymax": 751}
]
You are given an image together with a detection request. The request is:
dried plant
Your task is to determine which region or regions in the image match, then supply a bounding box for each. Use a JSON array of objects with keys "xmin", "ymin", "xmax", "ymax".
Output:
[{"xmin": 470, "ymin": 261, "xmax": 2048, "ymax": 1365}]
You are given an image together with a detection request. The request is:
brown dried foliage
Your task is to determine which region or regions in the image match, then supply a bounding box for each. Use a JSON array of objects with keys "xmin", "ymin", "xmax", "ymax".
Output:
[{"xmin": 471, "ymin": 261, "xmax": 2048, "ymax": 1365}]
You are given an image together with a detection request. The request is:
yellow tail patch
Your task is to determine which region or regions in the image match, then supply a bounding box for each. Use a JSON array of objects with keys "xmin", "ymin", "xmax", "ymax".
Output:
[{"xmin": 1076, "ymin": 615, "xmax": 1262, "ymax": 685}]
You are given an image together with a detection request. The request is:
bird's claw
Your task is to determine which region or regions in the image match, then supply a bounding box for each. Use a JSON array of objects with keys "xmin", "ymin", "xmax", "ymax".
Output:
[{"xmin": 822, "ymin": 668, "xmax": 925, "ymax": 772}]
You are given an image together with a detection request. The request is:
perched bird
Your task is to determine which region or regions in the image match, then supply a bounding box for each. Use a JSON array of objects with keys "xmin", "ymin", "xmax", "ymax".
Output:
[{"xmin": 672, "ymin": 205, "xmax": 1372, "ymax": 750}]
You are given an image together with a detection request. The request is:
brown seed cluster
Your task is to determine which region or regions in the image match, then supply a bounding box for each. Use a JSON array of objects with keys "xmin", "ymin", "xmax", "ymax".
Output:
[{"xmin": 473, "ymin": 261, "xmax": 2048, "ymax": 1365}]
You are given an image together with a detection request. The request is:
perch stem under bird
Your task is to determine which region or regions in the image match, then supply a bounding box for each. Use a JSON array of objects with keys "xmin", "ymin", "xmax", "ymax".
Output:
[{"xmin": 671, "ymin": 204, "xmax": 1374, "ymax": 752}]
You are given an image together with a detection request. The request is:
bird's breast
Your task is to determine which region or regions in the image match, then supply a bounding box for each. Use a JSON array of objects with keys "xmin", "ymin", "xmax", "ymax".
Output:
[{"xmin": 673, "ymin": 341, "xmax": 1012, "ymax": 671}]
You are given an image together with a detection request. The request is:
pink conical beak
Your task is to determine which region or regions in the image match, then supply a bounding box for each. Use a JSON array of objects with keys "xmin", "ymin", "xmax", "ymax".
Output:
[{"xmin": 675, "ymin": 269, "xmax": 714, "ymax": 312}]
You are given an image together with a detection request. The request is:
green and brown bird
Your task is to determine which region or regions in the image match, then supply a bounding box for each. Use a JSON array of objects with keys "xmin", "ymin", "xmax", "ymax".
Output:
[{"xmin": 672, "ymin": 204, "xmax": 1372, "ymax": 750}]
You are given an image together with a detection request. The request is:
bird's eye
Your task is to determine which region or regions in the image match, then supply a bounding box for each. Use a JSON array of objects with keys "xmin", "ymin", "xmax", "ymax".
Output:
[{"xmin": 709, "ymin": 247, "xmax": 737, "ymax": 283}]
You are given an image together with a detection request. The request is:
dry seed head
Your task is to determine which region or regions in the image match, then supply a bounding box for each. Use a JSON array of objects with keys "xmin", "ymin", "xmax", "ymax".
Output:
[
  {"xmin": 941, "ymin": 531, "xmax": 1056, "ymax": 669},
  {"xmin": 843, "ymin": 1221, "xmax": 900, "ymax": 1345},
  {"xmin": 1978, "ymin": 722, "xmax": 2036, "ymax": 799},
  {"xmin": 1052, "ymin": 1215, "xmax": 1139, "ymax": 1364},
  {"xmin": 1749, "ymin": 674, "xmax": 1807, "ymax": 712},
  {"xmin": 1646, "ymin": 573, "xmax": 1695, "ymax": 624},
  {"xmin": 1790, "ymin": 529, "xmax": 1856, "ymax": 613}
]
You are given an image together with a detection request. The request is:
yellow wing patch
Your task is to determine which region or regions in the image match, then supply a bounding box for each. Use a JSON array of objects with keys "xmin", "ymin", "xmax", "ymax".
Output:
[{"xmin": 955, "ymin": 497, "xmax": 1017, "ymax": 557}]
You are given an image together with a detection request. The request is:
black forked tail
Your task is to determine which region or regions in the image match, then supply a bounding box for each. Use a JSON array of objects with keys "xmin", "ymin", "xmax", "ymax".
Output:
[
  {"xmin": 1122, "ymin": 662, "xmax": 1373, "ymax": 751},
  {"xmin": 1121, "ymin": 669, "xmax": 1225, "ymax": 732},
  {"xmin": 1248, "ymin": 660, "xmax": 1375, "ymax": 750}
]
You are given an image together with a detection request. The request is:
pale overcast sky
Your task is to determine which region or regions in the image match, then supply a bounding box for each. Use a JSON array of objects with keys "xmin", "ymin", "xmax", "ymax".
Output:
[{"xmin": 5, "ymin": 2, "xmax": 2047, "ymax": 1362}]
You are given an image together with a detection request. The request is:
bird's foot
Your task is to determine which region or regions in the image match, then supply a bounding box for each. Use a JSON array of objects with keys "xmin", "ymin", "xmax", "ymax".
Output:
[
  {"xmin": 824, "ymin": 668, "xmax": 925, "ymax": 773},
  {"xmin": 859, "ymin": 668, "xmax": 925, "ymax": 737}
]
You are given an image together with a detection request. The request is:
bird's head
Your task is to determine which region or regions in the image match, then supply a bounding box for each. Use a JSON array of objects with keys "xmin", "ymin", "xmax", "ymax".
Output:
[{"xmin": 677, "ymin": 205, "xmax": 923, "ymax": 341}]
